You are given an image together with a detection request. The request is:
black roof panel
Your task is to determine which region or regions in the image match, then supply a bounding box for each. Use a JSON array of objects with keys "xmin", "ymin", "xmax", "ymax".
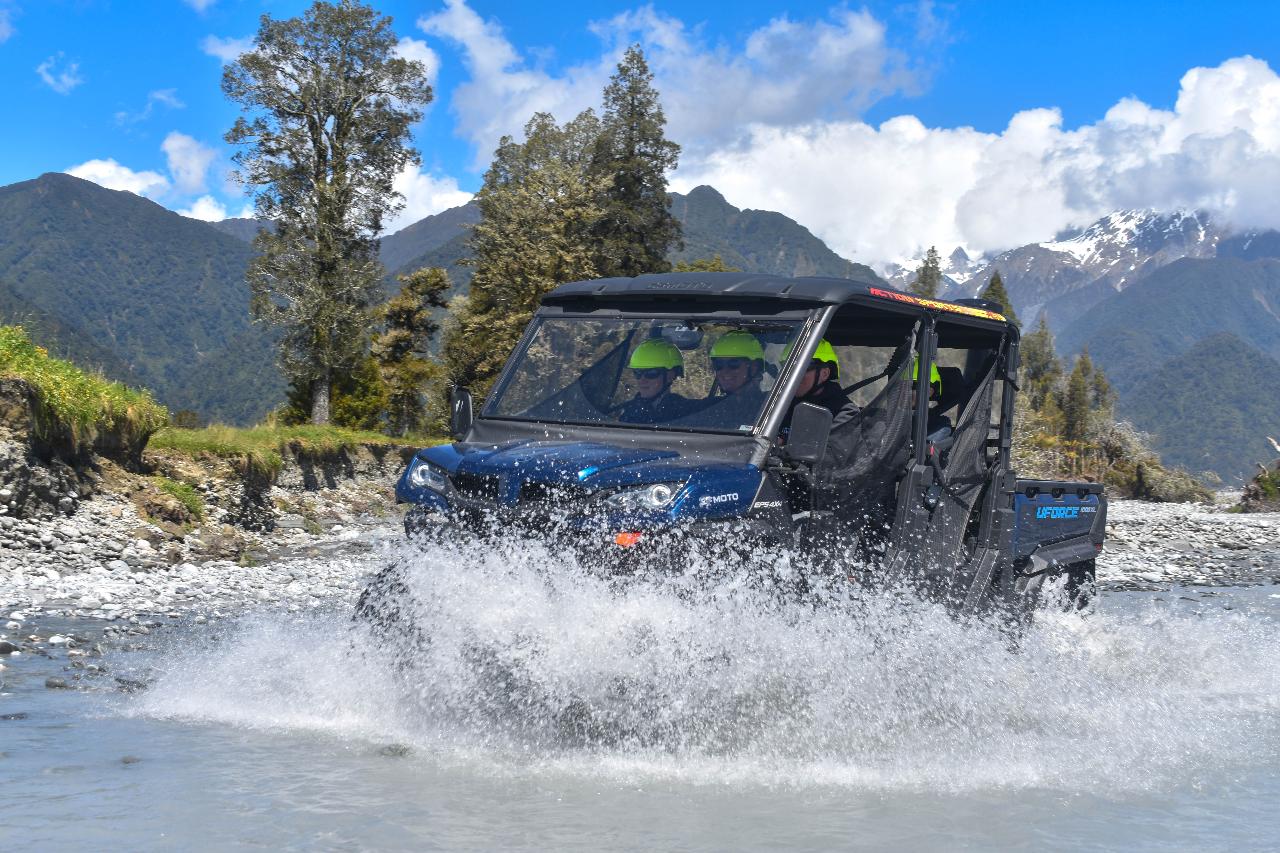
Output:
[{"xmin": 541, "ymin": 272, "xmax": 1012, "ymax": 329}]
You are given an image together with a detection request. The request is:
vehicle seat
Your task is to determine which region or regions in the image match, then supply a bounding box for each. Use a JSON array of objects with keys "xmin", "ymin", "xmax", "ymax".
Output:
[{"xmin": 933, "ymin": 366, "xmax": 967, "ymax": 418}]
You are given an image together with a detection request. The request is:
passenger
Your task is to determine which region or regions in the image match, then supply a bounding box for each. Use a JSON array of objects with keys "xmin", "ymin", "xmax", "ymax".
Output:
[
  {"xmin": 778, "ymin": 338, "xmax": 853, "ymax": 442},
  {"xmin": 618, "ymin": 339, "xmax": 693, "ymax": 424},
  {"xmin": 702, "ymin": 330, "xmax": 769, "ymax": 425},
  {"xmin": 912, "ymin": 359, "xmax": 952, "ymax": 439}
]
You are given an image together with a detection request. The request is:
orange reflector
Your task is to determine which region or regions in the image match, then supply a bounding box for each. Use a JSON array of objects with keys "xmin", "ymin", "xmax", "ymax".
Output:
[{"xmin": 615, "ymin": 532, "xmax": 643, "ymax": 548}]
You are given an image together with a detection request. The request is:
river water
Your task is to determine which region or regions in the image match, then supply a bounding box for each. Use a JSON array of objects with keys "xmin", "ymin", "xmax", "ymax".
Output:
[{"xmin": 3, "ymin": 542, "xmax": 1280, "ymax": 851}]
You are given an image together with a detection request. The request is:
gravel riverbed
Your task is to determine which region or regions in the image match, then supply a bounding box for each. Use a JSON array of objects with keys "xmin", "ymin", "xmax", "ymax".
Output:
[{"xmin": 0, "ymin": 495, "xmax": 1277, "ymax": 658}]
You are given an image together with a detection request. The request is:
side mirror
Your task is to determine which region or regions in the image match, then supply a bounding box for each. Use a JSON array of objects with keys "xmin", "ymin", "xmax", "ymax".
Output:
[
  {"xmin": 784, "ymin": 403, "xmax": 833, "ymax": 465},
  {"xmin": 449, "ymin": 386, "xmax": 474, "ymax": 439}
]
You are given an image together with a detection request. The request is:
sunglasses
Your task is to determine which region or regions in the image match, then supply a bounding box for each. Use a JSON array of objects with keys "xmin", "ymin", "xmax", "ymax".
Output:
[
  {"xmin": 631, "ymin": 368, "xmax": 669, "ymax": 380},
  {"xmin": 711, "ymin": 358, "xmax": 749, "ymax": 371}
]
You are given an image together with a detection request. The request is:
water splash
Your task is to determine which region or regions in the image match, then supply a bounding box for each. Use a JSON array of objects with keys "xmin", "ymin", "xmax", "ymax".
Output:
[{"xmin": 125, "ymin": 538, "xmax": 1280, "ymax": 793}]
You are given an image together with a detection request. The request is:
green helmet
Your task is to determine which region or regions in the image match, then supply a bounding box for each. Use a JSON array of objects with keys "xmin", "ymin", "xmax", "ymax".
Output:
[
  {"xmin": 912, "ymin": 358, "xmax": 942, "ymax": 391},
  {"xmin": 629, "ymin": 338, "xmax": 683, "ymax": 370},
  {"xmin": 782, "ymin": 338, "xmax": 840, "ymax": 379},
  {"xmin": 710, "ymin": 331, "xmax": 765, "ymax": 361}
]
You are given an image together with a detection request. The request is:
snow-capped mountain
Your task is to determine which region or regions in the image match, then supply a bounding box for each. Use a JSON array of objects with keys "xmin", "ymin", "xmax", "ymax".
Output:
[{"xmin": 885, "ymin": 209, "xmax": 1225, "ymax": 331}]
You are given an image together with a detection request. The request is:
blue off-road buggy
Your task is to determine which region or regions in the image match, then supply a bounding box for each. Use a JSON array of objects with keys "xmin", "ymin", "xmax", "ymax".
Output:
[{"xmin": 360, "ymin": 272, "xmax": 1105, "ymax": 620}]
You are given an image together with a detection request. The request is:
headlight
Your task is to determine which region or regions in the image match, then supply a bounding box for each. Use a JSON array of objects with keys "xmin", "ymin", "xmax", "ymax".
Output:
[
  {"xmin": 603, "ymin": 482, "xmax": 684, "ymax": 514},
  {"xmin": 408, "ymin": 460, "xmax": 449, "ymax": 492}
]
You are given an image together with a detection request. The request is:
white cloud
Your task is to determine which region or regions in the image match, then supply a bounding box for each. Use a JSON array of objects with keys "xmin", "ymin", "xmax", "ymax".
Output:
[
  {"xmin": 419, "ymin": 0, "xmax": 916, "ymax": 167},
  {"xmin": 178, "ymin": 195, "xmax": 228, "ymax": 221},
  {"xmin": 161, "ymin": 132, "xmax": 217, "ymax": 194},
  {"xmin": 0, "ymin": 8, "xmax": 15, "ymax": 44},
  {"xmin": 673, "ymin": 56, "xmax": 1280, "ymax": 267},
  {"xmin": 201, "ymin": 34, "xmax": 252, "ymax": 63},
  {"xmin": 36, "ymin": 52, "xmax": 83, "ymax": 94},
  {"xmin": 115, "ymin": 88, "xmax": 185, "ymax": 125},
  {"xmin": 183, "ymin": 0, "xmax": 216, "ymax": 12},
  {"xmin": 394, "ymin": 36, "xmax": 441, "ymax": 85},
  {"xmin": 65, "ymin": 159, "xmax": 169, "ymax": 197},
  {"xmin": 385, "ymin": 164, "xmax": 473, "ymax": 233}
]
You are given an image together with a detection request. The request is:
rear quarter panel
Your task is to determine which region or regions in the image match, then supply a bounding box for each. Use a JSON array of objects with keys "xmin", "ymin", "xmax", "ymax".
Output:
[{"xmin": 1011, "ymin": 480, "xmax": 1106, "ymax": 558}]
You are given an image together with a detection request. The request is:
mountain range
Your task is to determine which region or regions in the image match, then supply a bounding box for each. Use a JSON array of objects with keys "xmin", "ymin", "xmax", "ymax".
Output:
[
  {"xmin": 0, "ymin": 173, "xmax": 883, "ymax": 428},
  {"xmin": 2, "ymin": 171, "xmax": 1277, "ymax": 479},
  {"xmin": 889, "ymin": 211, "xmax": 1280, "ymax": 478}
]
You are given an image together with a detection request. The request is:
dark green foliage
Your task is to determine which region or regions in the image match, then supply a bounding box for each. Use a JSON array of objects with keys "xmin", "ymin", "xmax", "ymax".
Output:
[
  {"xmin": 1059, "ymin": 256, "xmax": 1280, "ymax": 478},
  {"xmin": 0, "ymin": 173, "xmax": 283, "ymax": 424},
  {"xmin": 279, "ymin": 354, "xmax": 388, "ymax": 431},
  {"xmin": 979, "ymin": 270, "xmax": 1020, "ymax": 326},
  {"xmin": 673, "ymin": 255, "xmax": 739, "ymax": 272},
  {"xmin": 443, "ymin": 111, "xmax": 604, "ymax": 397},
  {"xmin": 223, "ymin": 0, "xmax": 433, "ymax": 423},
  {"xmin": 1061, "ymin": 352, "xmax": 1092, "ymax": 443},
  {"xmin": 910, "ymin": 246, "xmax": 942, "ymax": 298},
  {"xmin": 1123, "ymin": 333, "xmax": 1280, "ymax": 480},
  {"xmin": 374, "ymin": 268, "xmax": 450, "ymax": 435},
  {"xmin": 590, "ymin": 45, "xmax": 682, "ymax": 278},
  {"xmin": 1020, "ymin": 315, "xmax": 1062, "ymax": 410}
]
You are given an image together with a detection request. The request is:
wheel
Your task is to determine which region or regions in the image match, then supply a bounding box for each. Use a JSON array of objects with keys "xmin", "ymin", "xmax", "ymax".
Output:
[{"xmin": 1062, "ymin": 558, "xmax": 1096, "ymax": 611}]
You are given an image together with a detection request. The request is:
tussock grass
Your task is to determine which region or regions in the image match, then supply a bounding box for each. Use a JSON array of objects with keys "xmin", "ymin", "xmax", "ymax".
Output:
[
  {"xmin": 0, "ymin": 325, "xmax": 167, "ymax": 446},
  {"xmin": 150, "ymin": 423, "xmax": 440, "ymax": 479}
]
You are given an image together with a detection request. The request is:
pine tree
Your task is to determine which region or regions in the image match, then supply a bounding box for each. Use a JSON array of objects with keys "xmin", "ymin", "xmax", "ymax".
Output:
[
  {"xmin": 223, "ymin": 1, "xmax": 433, "ymax": 424},
  {"xmin": 1020, "ymin": 314, "xmax": 1062, "ymax": 411},
  {"xmin": 442, "ymin": 111, "xmax": 606, "ymax": 396},
  {"xmin": 1061, "ymin": 356, "xmax": 1092, "ymax": 445},
  {"xmin": 673, "ymin": 255, "xmax": 739, "ymax": 272},
  {"xmin": 373, "ymin": 267, "xmax": 451, "ymax": 436},
  {"xmin": 591, "ymin": 45, "xmax": 682, "ymax": 278},
  {"xmin": 979, "ymin": 270, "xmax": 1020, "ymax": 326},
  {"xmin": 910, "ymin": 246, "xmax": 943, "ymax": 298}
]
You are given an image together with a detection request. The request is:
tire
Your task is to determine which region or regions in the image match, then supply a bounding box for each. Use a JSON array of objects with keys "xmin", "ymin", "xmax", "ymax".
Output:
[
  {"xmin": 353, "ymin": 561, "xmax": 430, "ymax": 659},
  {"xmin": 1062, "ymin": 558, "xmax": 1097, "ymax": 611}
]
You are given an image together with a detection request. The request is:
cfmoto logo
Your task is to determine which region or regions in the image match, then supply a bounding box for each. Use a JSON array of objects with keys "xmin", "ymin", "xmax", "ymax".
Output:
[{"xmin": 699, "ymin": 492, "xmax": 740, "ymax": 507}]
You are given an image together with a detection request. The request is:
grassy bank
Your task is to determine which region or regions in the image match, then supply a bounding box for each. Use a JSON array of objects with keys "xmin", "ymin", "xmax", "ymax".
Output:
[
  {"xmin": 150, "ymin": 423, "xmax": 442, "ymax": 478},
  {"xmin": 0, "ymin": 325, "xmax": 167, "ymax": 446}
]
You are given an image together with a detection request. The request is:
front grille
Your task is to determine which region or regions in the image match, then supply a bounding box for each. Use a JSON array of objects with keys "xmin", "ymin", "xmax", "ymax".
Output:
[
  {"xmin": 450, "ymin": 471, "xmax": 502, "ymax": 500},
  {"xmin": 518, "ymin": 480, "xmax": 590, "ymax": 504}
]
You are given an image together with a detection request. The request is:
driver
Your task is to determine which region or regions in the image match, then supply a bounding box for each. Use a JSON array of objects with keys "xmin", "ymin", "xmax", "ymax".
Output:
[{"xmin": 618, "ymin": 339, "xmax": 693, "ymax": 424}]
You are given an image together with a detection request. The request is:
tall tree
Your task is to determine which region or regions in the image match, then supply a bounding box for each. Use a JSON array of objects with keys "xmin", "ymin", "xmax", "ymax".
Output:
[
  {"xmin": 1061, "ymin": 355, "xmax": 1093, "ymax": 444},
  {"xmin": 373, "ymin": 267, "xmax": 451, "ymax": 436},
  {"xmin": 591, "ymin": 45, "xmax": 682, "ymax": 278},
  {"xmin": 442, "ymin": 111, "xmax": 606, "ymax": 395},
  {"xmin": 980, "ymin": 270, "xmax": 1020, "ymax": 326},
  {"xmin": 910, "ymin": 246, "xmax": 942, "ymax": 298},
  {"xmin": 223, "ymin": 0, "xmax": 432, "ymax": 424},
  {"xmin": 1020, "ymin": 314, "xmax": 1062, "ymax": 411}
]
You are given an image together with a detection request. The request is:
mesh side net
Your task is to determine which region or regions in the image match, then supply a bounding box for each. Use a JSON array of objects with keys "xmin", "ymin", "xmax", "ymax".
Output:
[
  {"xmin": 916, "ymin": 357, "xmax": 997, "ymax": 576},
  {"xmin": 813, "ymin": 334, "xmax": 916, "ymax": 553}
]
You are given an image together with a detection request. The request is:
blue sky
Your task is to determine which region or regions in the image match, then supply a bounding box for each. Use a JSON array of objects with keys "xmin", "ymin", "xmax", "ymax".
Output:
[{"xmin": 5, "ymin": 0, "xmax": 1280, "ymax": 265}]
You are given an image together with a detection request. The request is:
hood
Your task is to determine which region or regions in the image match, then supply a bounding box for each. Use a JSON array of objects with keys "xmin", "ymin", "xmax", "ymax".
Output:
[{"xmin": 456, "ymin": 439, "xmax": 679, "ymax": 485}]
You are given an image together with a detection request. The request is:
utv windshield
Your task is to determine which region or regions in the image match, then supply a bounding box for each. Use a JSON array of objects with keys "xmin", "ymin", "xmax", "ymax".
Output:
[{"xmin": 484, "ymin": 316, "xmax": 807, "ymax": 433}]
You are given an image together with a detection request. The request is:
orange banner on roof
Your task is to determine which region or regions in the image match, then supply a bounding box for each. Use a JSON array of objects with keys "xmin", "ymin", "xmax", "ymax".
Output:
[{"xmin": 869, "ymin": 288, "xmax": 1007, "ymax": 322}]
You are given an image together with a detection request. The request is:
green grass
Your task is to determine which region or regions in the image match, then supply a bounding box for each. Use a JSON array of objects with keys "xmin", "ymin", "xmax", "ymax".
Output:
[
  {"xmin": 0, "ymin": 325, "xmax": 168, "ymax": 446},
  {"xmin": 150, "ymin": 423, "xmax": 443, "ymax": 479},
  {"xmin": 153, "ymin": 475, "xmax": 204, "ymax": 521}
]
